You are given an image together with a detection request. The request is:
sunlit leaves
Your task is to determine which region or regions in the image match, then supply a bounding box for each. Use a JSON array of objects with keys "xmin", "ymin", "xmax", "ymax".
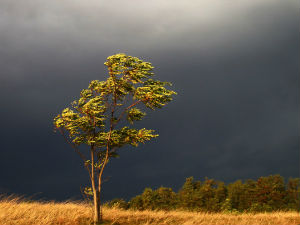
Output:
[
  {"xmin": 54, "ymin": 53, "xmax": 175, "ymax": 170},
  {"xmin": 127, "ymin": 108, "xmax": 146, "ymax": 124},
  {"xmin": 135, "ymin": 79, "xmax": 177, "ymax": 109},
  {"xmin": 104, "ymin": 53, "xmax": 154, "ymax": 82},
  {"xmin": 109, "ymin": 127, "xmax": 158, "ymax": 147},
  {"xmin": 83, "ymin": 187, "xmax": 93, "ymax": 196}
]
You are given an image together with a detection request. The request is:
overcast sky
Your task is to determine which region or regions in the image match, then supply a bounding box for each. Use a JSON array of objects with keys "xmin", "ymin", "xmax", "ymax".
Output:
[{"xmin": 0, "ymin": 0, "xmax": 299, "ymax": 201}]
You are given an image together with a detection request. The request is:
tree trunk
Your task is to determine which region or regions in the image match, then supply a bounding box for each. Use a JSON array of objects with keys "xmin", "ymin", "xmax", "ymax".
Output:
[
  {"xmin": 91, "ymin": 147, "xmax": 101, "ymax": 224},
  {"xmin": 93, "ymin": 190, "xmax": 101, "ymax": 224}
]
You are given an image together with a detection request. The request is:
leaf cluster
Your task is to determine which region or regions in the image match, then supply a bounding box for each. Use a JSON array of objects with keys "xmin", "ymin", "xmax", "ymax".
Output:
[{"xmin": 54, "ymin": 53, "xmax": 176, "ymax": 166}]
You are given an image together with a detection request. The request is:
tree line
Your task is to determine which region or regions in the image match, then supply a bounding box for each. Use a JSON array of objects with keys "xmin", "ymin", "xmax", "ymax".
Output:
[{"xmin": 105, "ymin": 174, "xmax": 300, "ymax": 212}]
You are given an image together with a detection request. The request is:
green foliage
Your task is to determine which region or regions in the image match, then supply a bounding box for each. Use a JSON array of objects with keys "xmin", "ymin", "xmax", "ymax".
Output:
[
  {"xmin": 54, "ymin": 53, "xmax": 176, "ymax": 155},
  {"xmin": 177, "ymin": 177, "xmax": 225, "ymax": 211},
  {"xmin": 122, "ymin": 174, "xmax": 300, "ymax": 213},
  {"xmin": 83, "ymin": 187, "xmax": 93, "ymax": 197},
  {"xmin": 128, "ymin": 195, "xmax": 144, "ymax": 210},
  {"xmin": 227, "ymin": 180, "xmax": 245, "ymax": 211},
  {"xmin": 285, "ymin": 178, "xmax": 300, "ymax": 211},
  {"xmin": 154, "ymin": 187, "xmax": 178, "ymax": 210},
  {"xmin": 213, "ymin": 182, "xmax": 228, "ymax": 211},
  {"xmin": 178, "ymin": 177, "xmax": 198, "ymax": 210},
  {"xmin": 127, "ymin": 108, "xmax": 146, "ymax": 124},
  {"xmin": 241, "ymin": 179, "xmax": 257, "ymax": 210},
  {"xmin": 254, "ymin": 175, "xmax": 286, "ymax": 211},
  {"xmin": 198, "ymin": 178, "xmax": 217, "ymax": 211},
  {"xmin": 128, "ymin": 187, "xmax": 178, "ymax": 211},
  {"xmin": 141, "ymin": 188, "xmax": 155, "ymax": 210},
  {"xmin": 220, "ymin": 198, "xmax": 232, "ymax": 212}
]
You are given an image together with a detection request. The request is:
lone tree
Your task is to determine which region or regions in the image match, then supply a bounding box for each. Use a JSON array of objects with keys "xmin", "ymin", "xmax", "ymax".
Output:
[{"xmin": 54, "ymin": 53, "xmax": 176, "ymax": 224}]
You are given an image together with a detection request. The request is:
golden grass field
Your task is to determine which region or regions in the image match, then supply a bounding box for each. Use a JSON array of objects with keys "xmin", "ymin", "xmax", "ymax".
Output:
[{"xmin": 0, "ymin": 197, "xmax": 299, "ymax": 225}]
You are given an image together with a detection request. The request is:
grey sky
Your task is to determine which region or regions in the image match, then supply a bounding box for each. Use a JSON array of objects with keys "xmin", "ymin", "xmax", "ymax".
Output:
[{"xmin": 0, "ymin": 0, "xmax": 298, "ymax": 200}]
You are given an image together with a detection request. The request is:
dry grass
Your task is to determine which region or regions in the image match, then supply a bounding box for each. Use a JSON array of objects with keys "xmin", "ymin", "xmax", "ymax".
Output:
[
  {"xmin": 0, "ymin": 196, "xmax": 92, "ymax": 225},
  {"xmin": 104, "ymin": 208, "xmax": 300, "ymax": 225},
  {"xmin": 0, "ymin": 196, "xmax": 299, "ymax": 225}
]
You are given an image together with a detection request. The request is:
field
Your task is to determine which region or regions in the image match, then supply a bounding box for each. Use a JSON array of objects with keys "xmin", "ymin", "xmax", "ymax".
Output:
[{"xmin": 0, "ymin": 197, "xmax": 299, "ymax": 225}]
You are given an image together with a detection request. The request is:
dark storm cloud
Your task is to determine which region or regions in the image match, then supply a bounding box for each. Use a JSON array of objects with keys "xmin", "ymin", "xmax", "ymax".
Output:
[{"xmin": 0, "ymin": 0, "xmax": 298, "ymax": 200}]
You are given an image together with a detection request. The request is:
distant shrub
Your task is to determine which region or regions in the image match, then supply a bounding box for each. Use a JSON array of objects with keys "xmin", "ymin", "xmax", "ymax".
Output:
[{"xmin": 129, "ymin": 195, "xmax": 144, "ymax": 210}]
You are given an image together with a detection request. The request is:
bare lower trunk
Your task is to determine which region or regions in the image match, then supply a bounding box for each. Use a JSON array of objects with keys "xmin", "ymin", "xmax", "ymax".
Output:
[
  {"xmin": 93, "ymin": 190, "xmax": 101, "ymax": 224},
  {"xmin": 91, "ymin": 148, "xmax": 101, "ymax": 224}
]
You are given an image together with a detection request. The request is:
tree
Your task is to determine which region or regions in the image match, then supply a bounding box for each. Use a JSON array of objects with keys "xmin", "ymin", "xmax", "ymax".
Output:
[
  {"xmin": 213, "ymin": 181, "xmax": 227, "ymax": 211},
  {"xmin": 154, "ymin": 187, "xmax": 178, "ymax": 210},
  {"xmin": 254, "ymin": 174, "xmax": 286, "ymax": 211},
  {"xmin": 129, "ymin": 194, "xmax": 144, "ymax": 210},
  {"xmin": 141, "ymin": 187, "xmax": 156, "ymax": 210},
  {"xmin": 241, "ymin": 179, "xmax": 257, "ymax": 211},
  {"xmin": 178, "ymin": 177, "xmax": 197, "ymax": 210},
  {"xmin": 54, "ymin": 53, "xmax": 176, "ymax": 224},
  {"xmin": 227, "ymin": 180, "xmax": 245, "ymax": 211},
  {"xmin": 198, "ymin": 178, "xmax": 216, "ymax": 211},
  {"xmin": 285, "ymin": 178, "xmax": 300, "ymax": 210}
]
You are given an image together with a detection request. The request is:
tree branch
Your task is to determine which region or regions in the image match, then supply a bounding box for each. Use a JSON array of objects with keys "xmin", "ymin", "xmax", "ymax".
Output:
[
  {"xmin": 98, "ymin": 66, "xmax": 117, "ymax": 195},
  {"xmin": 114, "ymin": 99, "xmax": 142, "ymax": 125}
]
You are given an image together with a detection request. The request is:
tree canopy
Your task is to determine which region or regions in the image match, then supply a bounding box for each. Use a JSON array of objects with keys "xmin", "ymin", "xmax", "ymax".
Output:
[{"xmin": 54, "ymin": 53, "xmax": 176, "ymax": 223}]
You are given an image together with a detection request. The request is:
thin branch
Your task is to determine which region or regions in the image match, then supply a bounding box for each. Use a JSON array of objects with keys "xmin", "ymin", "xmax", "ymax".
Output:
[
  {"xmin": 98, "ymin": 65, "xmax": 116, "ymax": 194},
  {"xmin": 114, "ymin": 99, "xmax": 142, "ymax": 125},
  {"xmin": 97, "ymin": 129, "xmax": 111, "ymax": 194},
  {"xmin": 91, "ymin": 146, "xmax": 96, "ymax": 189}
]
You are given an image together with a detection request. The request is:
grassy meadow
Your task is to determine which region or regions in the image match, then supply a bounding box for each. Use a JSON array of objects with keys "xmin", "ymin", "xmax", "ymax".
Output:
[{"xmin": 0, "ymin": 196, "xmax": 299, "ymax": 225}]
